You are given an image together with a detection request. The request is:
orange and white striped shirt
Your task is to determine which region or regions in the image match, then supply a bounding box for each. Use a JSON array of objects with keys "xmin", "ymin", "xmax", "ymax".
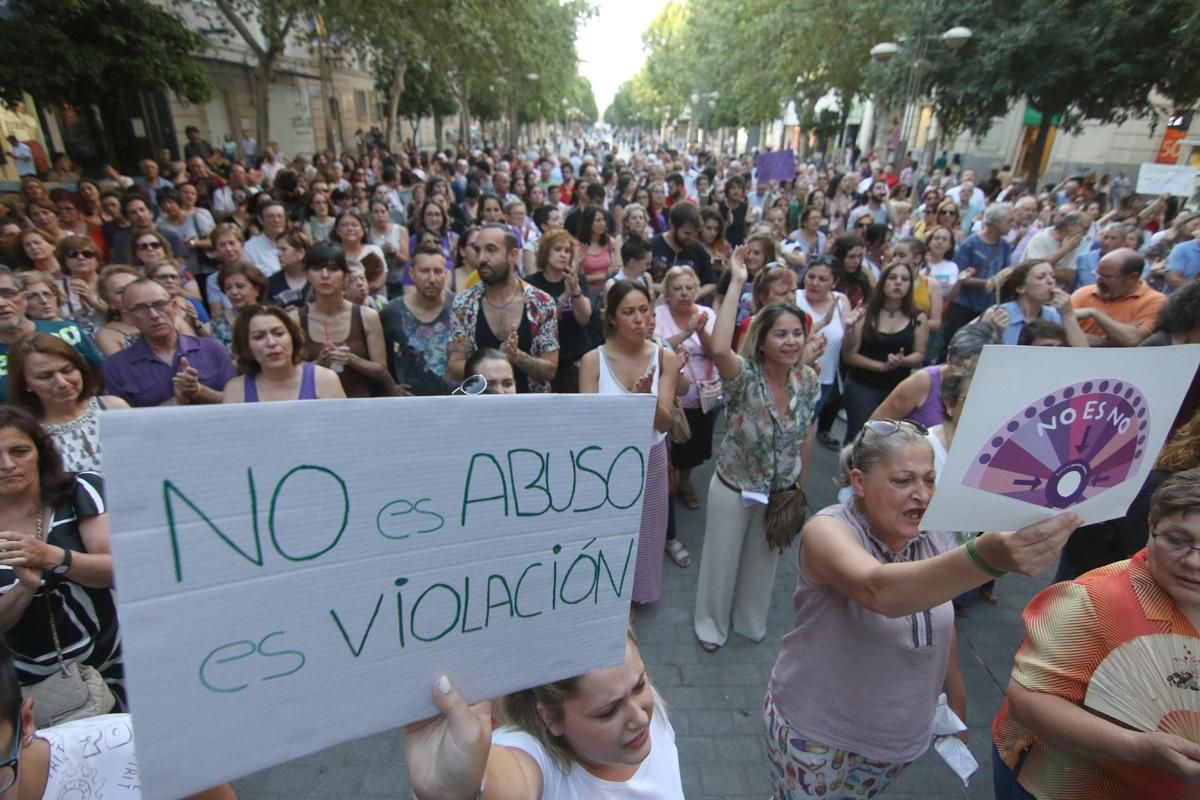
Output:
[{"xmin": 992, "ymin": 550, "xmax": 1200, "ymax": 799}]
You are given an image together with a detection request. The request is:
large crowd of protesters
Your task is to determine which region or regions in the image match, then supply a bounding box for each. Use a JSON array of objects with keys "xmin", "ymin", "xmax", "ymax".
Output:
[{"xmin": 0, "ymin": 129, "xmax": 1199, "ymax": 799}]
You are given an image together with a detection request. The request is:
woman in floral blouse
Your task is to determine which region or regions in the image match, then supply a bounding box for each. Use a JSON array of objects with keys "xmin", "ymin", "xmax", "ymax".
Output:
[{"xmin": 693, "ymin": 246, "xmax": 821, "ymax": 652}]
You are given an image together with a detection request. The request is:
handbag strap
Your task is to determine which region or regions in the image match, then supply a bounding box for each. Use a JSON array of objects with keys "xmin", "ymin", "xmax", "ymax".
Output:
[{"xmin": 34, "ymin": 506, "xmax": 70, "ymax": 678}]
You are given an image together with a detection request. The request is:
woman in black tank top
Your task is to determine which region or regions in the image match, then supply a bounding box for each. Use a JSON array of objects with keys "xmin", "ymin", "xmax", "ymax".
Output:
[{"xmin": 841, "ymin": 262, "xmax": 929, "ymax": 441}]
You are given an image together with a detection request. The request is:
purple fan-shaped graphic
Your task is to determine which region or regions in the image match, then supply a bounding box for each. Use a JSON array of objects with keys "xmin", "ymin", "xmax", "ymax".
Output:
[{"xmin": 964, "ymin": 379, "xmax": 1149, "ymax": 509}]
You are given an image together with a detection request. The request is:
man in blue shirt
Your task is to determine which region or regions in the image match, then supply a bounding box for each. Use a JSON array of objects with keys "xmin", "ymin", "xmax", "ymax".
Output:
[
  {"xmin": 0, "ymin": 268, "xmax": 103, "ymax": 398},
  {"xmin": 1167, "ymin": 234, "xmax": 1200, "ymax": 294},
  {"xmin": 940, "ymin": 202, "xmax": 1014, "ymax": 355},
  {"xmin": 1074, "ymin": 223, "xmax": 1127, "ymax": 289}
]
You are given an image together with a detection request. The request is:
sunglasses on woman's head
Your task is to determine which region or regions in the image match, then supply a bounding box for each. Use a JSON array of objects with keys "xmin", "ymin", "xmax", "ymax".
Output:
[{"xmin": 853, "ymin": 418, "xmax": 929, "ymax": 447}]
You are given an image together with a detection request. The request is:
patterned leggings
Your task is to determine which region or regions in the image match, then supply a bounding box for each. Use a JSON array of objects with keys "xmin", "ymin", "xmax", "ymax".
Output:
[{"xmin": 764, "ymin": 692, "xmax": 910, "ymax": 799}]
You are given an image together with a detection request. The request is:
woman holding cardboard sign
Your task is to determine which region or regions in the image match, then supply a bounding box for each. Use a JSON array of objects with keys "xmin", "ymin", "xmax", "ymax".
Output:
[
  {"xmin": 764, "ymin": 419, "xmax": 1083, "ymax": 798},
  {"xmin": 404, "ymin": 630, "xmax": 684, "ymax": 798},
  {"xmin": 0, "ymin": 406, "xmax": 123, "ymax": 726}
]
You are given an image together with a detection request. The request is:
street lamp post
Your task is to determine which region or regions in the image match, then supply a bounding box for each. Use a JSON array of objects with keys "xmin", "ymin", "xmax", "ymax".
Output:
[
  {"xmin": 688, "ymin": 91, "xmax": 720, "ymax": 147},
  {"xmin": 870, "ymin": 25, "xmax": 972, "ymax": 172}
]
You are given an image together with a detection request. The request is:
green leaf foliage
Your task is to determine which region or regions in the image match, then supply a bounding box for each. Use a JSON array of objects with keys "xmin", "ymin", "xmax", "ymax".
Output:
[{"xmin": 0, "ymin": 0, "xmax": 213, "ymax": 105}]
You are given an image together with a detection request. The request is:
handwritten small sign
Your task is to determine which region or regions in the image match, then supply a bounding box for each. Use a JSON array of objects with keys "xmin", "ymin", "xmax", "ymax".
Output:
[
  {"xmin": 103, "ymin": 395, "xmax": 655, "ymax": 798},
  {"xmin": 921, "ymin": 346, "xmax": 1200, "ymax": 532}
]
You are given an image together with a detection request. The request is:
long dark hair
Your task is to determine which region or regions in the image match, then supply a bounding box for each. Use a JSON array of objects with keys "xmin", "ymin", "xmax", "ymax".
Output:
[
  {"xmin": 604, "ymin": 279, "xmax": 653, "ymax": 335},
  {"xmin": 0, "ymin": 406, "xmax": 77, "ymax": 504},
  {"xmin": 577, "ymin": 205, "xmax": 611, "ymax": 246},
  {"xmin": 864, "ymin": 262, "xmax": 918, "ymax": 337},
  {"xmin": 831, "ymin": 234, "xmax": 870, "ymax": 300}
]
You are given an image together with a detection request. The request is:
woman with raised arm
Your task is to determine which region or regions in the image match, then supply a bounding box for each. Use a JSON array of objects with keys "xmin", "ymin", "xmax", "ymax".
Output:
[{"xmin": 693, "ymin": 246, "xmax": 820, "ymax": 652}]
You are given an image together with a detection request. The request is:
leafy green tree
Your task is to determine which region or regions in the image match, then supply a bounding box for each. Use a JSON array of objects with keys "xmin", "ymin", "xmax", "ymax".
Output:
[
  {"xmin": 895, "ymin": 0, "xmax": 1200, "ymax": 184},
  {"xmin": 629, "ymin": 0, "xmax": 903, "ymax": 147},
  {"xmin": 605, "ymin": 81, "xmax": 651, "ymax": 127},
  {"xmin": 395, "ymin": 61, "xmax": 458, "ymax": 146},
  {"xmin": 0, "ymin": 0, "xmax": 212, "ymax": 105}
]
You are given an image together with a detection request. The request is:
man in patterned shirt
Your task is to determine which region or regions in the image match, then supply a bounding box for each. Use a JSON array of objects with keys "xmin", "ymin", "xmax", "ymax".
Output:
[{"xmin": 446, "ymin": 224, "xmax": 559, "ymax": 393}]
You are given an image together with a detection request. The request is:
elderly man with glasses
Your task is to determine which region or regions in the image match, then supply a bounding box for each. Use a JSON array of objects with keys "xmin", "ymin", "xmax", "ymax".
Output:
[
  {"xmin": 102, "ymin": 279, "xmax": 234, "ymax": 407},
  {"xmin": 1071, "ymin": 248, "xmax": 1167, "ymax": 347}
]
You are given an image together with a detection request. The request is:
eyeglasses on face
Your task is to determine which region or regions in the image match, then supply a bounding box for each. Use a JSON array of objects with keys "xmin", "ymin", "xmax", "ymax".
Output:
[
  {"xmin": 65, "ymin": 249, "xmax": 97, "ymax": 259},
  {"xmin": 136, "ymin": 240, "xmax": 164, "ymax": 251},
  {"xmin": 1151, "ymin": 529, "xmax": 1200, "ymax": 560},
  {"xmin": 128, "ymin": 299, "xmax": 172, "ymax": 317}
]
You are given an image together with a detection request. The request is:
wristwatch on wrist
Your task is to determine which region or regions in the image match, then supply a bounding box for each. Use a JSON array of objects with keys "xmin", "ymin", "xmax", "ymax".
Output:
[{"xmin": 51, "ymin": 548, "xmax": 73, "ymax": 576}]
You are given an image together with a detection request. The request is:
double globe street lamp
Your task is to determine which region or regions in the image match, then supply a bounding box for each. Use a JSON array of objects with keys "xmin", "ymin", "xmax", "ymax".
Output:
[{"xmin": 869, "ymin": 25, "xmax": 972, "ymax": 169}]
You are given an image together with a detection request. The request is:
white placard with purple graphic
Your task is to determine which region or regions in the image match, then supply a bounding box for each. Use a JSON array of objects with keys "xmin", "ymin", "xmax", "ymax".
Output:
[{"xmin": 921, "ymin": 345, "xmax": 1200, "ymax": 532}]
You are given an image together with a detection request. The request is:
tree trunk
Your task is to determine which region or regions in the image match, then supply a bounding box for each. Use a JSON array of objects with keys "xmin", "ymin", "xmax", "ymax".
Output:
[
  {"xmin": 459, "ymin": 95, "xmax": 472, "ymax": 150},
  {"xmin": 435, "ymin": 115, "xmax": 444, "ymax": 151},
  {"xmin": 253, "ymin": 60, "xmax": 274, "ymax": 154},
  {"xmin": 317, "ymin": 38, "xmax": 336, "ymax": 152},
  {"xmin": 385, "ymin": 57, "xmax": 407, "ymax": 151},
  {"xmin": 1025, "ymin": 115, "xmax": 1054, "ymax": 189}
]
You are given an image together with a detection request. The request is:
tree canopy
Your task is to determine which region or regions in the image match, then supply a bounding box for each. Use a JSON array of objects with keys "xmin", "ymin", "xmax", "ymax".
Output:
[
  {"xmin": 0, "ymin": 0, "xmax": 213, "ymax": 106},
  {"xmin": 879, "ymin": 0, "xmax": 1200, "ymax": 182},
  {"xmin": 612, "ymin": 0, "xmax": 1200, "ymax": 177}
]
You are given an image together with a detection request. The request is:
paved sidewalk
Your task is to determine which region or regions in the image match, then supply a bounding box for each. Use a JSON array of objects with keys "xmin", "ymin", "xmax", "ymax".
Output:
[{"xmin": 234, "ymin": 420, "xmax": 1048, "ymax": 799}]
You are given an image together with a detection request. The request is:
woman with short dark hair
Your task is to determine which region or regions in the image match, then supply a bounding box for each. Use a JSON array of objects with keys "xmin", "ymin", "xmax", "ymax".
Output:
[
  {"xmin": 993, "ymin": 467, "xmax": 1200, "ymax": 799},
  {"xmin": 297, "ymin": 241, "xmax": 394, "ymax": 398}
]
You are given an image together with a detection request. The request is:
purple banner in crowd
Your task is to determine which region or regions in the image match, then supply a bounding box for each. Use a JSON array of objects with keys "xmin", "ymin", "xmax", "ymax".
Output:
[{"xmin": 754, "ymin": 150, "xmax": 797, "ymax": 184}]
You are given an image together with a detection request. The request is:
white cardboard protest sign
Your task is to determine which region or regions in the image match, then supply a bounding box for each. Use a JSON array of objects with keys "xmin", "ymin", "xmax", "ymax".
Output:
[
  {"xmin": 921, "ymin": 345, "xmax": 1200, "ymax": 533},
  {"xmin": 1136, "ymin": 163, "xmax": 1199, "ymax": 197},
  {"xmin": 103, "ymin": 395, "xmax": 656, "ymax": 798}
]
